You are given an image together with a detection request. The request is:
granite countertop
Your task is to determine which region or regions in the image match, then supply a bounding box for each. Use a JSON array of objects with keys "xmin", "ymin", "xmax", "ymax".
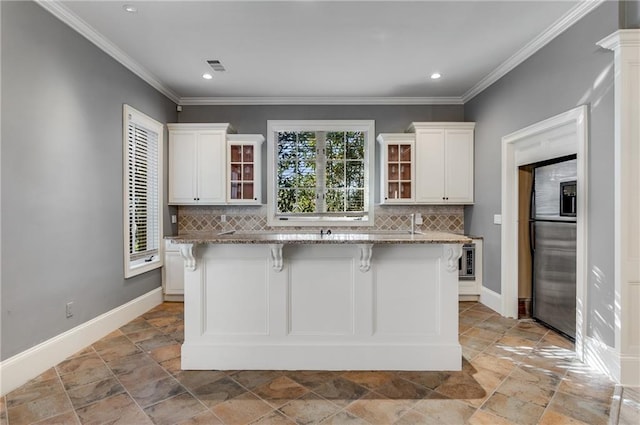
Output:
[{"xmin": 165, "ymin": 230, "xmax": 471, "ymax": 245}]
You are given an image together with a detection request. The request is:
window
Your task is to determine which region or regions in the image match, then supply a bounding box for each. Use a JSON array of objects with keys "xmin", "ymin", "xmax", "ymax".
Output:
[
  {"xmin": 267, "ymin": 120, "xmax": 375, "ymax": 227},
  {"xmin": 123, "ymin": 105, "xmax": 163, "ymax": 277}
]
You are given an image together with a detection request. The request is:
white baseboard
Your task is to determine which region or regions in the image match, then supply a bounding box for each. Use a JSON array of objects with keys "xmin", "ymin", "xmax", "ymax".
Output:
[
  {"xmin": 480, "ymin": 285, "xmax": 502, "ymax": 315},
  {"xmin": 163, "ymin": 294, "xmax": 184, "ymax": 302},
  {"xmin": 584, "ymin": 336, "xmax": 640, "ymax": 386},
  {"xmin": 620, "ymin": 354, "xmax": 640, "ymax": 386},
  {"xmin": 459, "ymin": 295, "xmax": 480, "ymax": 302},
  {"xmin": 182, "ymin": 343, "xmax": 462, "ymax": 371},
  {"xmin": 584, "ymin": 335, "xmax": 620, "ymax": 384},
  {"xmin": 0, "ymin": 287, "xmax": 163, "ymax": 396}
]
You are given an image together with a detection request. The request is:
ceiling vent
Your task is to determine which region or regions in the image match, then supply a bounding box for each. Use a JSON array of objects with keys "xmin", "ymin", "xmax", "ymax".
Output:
[{"xmin": 207, "ymin": 60, "xmax": 226, "ymax": 72}]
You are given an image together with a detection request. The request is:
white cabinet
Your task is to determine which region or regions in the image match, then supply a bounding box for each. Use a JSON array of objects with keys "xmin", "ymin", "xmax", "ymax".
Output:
[
  {"xmin": 408, "ymin": 122, "xmax": 475, "ymax": 204},
  {"xmin": 163, "ymin": 240, "xmax": 184, "ymax": 300},
  {"xmin": 227, "ymin": 134, "xmax": 264, "ymax": 204},
  {"xmin": 377, "ymin": 134, "xmax": 416, "ymax": 203},
  {"xmin": 168, "ymin": 123, "xmax": 233, "ymax": 205}
]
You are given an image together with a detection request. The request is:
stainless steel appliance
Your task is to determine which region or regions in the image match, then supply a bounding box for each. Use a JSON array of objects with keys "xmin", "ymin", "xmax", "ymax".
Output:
[
  {"xmin": 458, "ymin": 243, "xmax": 475, "ymax": 280},
  {"xmin": 531, "ymin": 157, "xmax": 577, "ymax": 339}
]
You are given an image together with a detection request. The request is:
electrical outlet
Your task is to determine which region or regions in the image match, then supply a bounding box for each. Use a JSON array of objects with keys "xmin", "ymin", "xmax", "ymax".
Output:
[
  {"xmin": 66, "ymin": 302, "xmax": 74, "ymax": 318},
  {"xmin": 415, "ymin": 213, "xmax": 423, "ymax": 225},
  {"xmin": 221, "ymin": 215, "xmax": 227, "ymax": 223},
  {"xmin": 171, "ymin": 215, "xmax": 177, "ymax": 224}
]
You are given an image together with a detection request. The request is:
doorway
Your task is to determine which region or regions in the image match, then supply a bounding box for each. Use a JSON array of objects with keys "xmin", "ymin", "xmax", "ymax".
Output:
[
  {"xmin": 501, "ymin": 105, "xmax": 588, "ymax": 360},
  {"xmin": 519, "ymin": 156, "xmax": 578, "ymax": 342}
]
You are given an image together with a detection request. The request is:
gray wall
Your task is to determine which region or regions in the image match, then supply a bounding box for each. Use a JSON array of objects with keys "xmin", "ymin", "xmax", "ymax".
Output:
[
  {"xmin": 1, "ymin": 1, "xmax": 177, "ymax": 360},
  {"xmin": 178, "ymin": 105, "xmax": 464, "ymax": 133},
  {"xmin": 464, "ymin": 2, "xmax": 618, "ymax": 346}
]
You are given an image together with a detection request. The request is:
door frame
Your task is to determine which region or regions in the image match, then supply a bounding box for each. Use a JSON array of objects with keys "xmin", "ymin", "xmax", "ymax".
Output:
[{"xmin": 501, "ymin": 105, "xmax": 588, "ymax": 360}]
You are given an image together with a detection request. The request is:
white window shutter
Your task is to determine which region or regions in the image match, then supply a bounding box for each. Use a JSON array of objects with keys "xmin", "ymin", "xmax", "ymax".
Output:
[{"xmin": 124, "ymin": 105, "xmax": 163, "ymax": 277}]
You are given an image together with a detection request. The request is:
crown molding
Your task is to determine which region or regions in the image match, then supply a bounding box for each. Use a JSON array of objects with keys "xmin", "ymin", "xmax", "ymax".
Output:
[
  {"xmin": 597, "ymin": 29, "xmax": 640, "ymax": 50},
  {"xmin": 462, "ymin": 0, "xmax": 606, "ymax": 103},
  {"xmin": 178, "ymin": 96, "xmax": 464, "ymax": 106},
  {"xmin": 35, "ymin": 0, "xmax": 181, "ymax": 104}
]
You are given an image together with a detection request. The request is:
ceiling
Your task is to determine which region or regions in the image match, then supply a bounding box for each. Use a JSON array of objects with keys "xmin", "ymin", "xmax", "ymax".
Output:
[{"xmin": 43, "ymin": 1, "xmax": 601, "ymax": 105}]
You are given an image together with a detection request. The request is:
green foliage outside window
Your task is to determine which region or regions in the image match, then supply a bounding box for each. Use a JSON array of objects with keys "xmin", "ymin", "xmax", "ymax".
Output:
[
  {"xmin": 277, "ymin": 132, "xmax": 317, "ymax": 213},
  {"xmin": 276, "ymin": 131, "xmax": 365, "ymax": 214}
]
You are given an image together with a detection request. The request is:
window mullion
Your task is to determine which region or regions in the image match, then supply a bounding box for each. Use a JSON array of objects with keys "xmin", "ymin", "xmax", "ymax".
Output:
[
  {"xmin": 316, "ymin": 131, "xmax": 327, "ymax": 213},
  {"xmin": 342, "ymin": 132, "xmax": 347, "ymax": 212}
]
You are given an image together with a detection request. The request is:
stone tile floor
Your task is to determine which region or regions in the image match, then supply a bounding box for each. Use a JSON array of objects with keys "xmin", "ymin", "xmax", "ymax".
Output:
[{"xmin": 1, "ymin": 301, "xmax": 637, "ymax": 424}]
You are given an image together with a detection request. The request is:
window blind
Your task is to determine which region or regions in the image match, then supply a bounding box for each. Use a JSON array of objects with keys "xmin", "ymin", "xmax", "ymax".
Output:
[{"xmin": 127, "ymin": 121, "xmax": 159, "ymax": 261}]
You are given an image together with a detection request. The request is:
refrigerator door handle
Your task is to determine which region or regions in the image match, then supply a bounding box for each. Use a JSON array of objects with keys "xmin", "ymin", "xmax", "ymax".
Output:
[
  {"xmin": 530, "ymin": 184, "xmax": 536, "ymax": 220},
  {"xmin": 530, "ymin": 221, "xmax": 535, "ymax": 255}
]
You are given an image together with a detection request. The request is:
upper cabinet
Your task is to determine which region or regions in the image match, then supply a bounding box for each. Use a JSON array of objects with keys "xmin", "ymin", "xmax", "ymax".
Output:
[
  {"xmin": 377, "ymin": 133, "xmax": 416, "ymax": 203},
  {"xmin": 410, "ymin": 122, "xmax": 475, "ymax": 204},
  {"xmin": 379, "ymin": 122, "xmax": 475, "ymax": 205},
  {"xmin": 168, "ymin": 123, "xmax": 232, "ymax": 205},
  {"xmin": 168, "ymin": 124, "xmax": 265, "ymax": 206},
  {"xmin": 227, "ymin": 134, "xmax": 264, "ymax": 205}
]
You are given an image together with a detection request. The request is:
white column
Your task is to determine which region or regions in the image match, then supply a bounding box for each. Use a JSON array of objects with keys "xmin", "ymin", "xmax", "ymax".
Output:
[{"xmin": 598, "ymin": 30, "xmax": 640, "ymax": 386}]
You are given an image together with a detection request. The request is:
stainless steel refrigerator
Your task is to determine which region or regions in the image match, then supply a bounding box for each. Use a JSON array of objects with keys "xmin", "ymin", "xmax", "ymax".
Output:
[{"xmin": 531, "ymin": 158, "xmax": 577, "ymax": 339}]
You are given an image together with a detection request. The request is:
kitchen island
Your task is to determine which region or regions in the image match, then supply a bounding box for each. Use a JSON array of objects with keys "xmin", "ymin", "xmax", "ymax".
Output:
[{"xmin": 167, "ymin": 231, "xmax": 470, "ymax": 371}]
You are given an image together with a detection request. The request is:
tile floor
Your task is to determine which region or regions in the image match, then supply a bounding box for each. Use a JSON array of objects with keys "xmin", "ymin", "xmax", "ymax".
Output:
[{"xmin": 1, "ymin": 301, "xmax": 636, "ymax": 425}]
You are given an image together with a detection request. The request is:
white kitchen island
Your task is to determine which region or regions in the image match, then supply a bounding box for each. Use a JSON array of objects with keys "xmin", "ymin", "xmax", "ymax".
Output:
[{"xmin": 167, "ymin": 231, "xmax": 470, "ymax": 371}]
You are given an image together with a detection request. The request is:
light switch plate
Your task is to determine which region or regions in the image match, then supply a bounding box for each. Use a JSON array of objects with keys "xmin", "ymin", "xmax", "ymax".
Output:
[{"xmin": 493, "ymin": 214, "xmax": 502, "ymax": 225}]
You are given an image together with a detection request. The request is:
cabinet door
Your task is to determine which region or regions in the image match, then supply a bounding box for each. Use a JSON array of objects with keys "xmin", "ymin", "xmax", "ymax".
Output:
[
  {"xmin": 383, "ymin": 141, "xmax": 415, "ymax": 203},
  {"xmin": 197, "ymin": 132, "xmax": 226, "ymax": 204},
  {"xmin": 415, "ymin": 129, "xmax": 446, "ymax": 203},
  {"xmin": 169, "ymin": 132, "xmax": 197, "ymax": 204},
  {"xmin": 228, "ymin": 142, "xmax": 260, "ymax": 204},
  {"xmin": 164, "ymin": 251, "xmax": 184, "ymax": 295},
  {"xmin": 445, "ymin": 129, "xmax": 474, "ymax": 203}
]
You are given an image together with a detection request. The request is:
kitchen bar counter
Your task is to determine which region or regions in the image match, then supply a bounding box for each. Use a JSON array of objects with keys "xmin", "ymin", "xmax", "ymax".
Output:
[
  {"xmin": 166, "ymin": 230, "xmax": 471, "ymax": 245},
  {"xmin": 171, "ymin": 231, "xmax": 467, "ymax": 372}
]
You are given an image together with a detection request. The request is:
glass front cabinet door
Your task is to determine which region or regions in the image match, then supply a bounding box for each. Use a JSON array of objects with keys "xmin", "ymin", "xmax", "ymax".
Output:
[
  {"xmin": 377, "ymin": 133, "xmax": 416, "ymax": 203},
  {"xmin": 227, "ymin": 134, "xmax": 264, "ymax": 204}
]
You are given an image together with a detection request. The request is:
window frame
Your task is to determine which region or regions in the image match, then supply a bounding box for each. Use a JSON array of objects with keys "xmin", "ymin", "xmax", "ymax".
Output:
[
  {"xmin": 123, "ymin": 104, "xmax": 164, "ymax": 278},
  {"xmin": 267, "ymin": 120, "xmax": 375, "ymax": 227}
]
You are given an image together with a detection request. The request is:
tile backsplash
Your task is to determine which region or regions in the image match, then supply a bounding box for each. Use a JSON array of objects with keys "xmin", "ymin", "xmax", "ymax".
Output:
[{"xmin": 178, "ymin": 205, "xmax": 464, "ymax": 234}]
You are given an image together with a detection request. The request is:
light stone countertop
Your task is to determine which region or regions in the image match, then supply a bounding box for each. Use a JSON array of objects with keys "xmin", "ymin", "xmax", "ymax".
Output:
[{"xmin": 165, "ymin": 230, "xmax": 471, "ymax": 245}]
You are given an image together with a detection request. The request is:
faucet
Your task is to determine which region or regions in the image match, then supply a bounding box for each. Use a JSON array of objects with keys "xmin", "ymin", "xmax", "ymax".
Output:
[{"xmin": 410, "ymin": 213, "xmax": 416, "ymax": 234}]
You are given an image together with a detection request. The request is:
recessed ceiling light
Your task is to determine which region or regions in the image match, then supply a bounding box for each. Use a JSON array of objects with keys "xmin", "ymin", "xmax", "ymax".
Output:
[
  {"xmin": 122, "ymin": 4, "xmax": 137, "ymax": 13},
  {"xmin": 202, "ymin": 73, "xmax": 213, "ymax": 80},
  {"xmin": 430, "ymin": 73, "xmax": 442, "ymax": 80}
]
